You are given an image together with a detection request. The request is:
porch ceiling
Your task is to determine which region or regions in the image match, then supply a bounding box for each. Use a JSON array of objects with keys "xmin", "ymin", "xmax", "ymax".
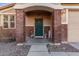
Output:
[
  {"xmin": 25, "ymin": 10, "xmax": 52, "ymax": 15},
  {"xmin": 24, "ymin": 6, "xmax": 53, "ymax": 13}
]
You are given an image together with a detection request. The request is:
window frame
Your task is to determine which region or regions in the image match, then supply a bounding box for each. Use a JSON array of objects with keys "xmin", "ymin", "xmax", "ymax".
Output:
[{"xmin": 3, "ymin": 14, "xmax": 16, "ymax": 29}]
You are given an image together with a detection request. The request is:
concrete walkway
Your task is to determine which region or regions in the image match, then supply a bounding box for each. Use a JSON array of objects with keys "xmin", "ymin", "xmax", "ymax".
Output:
[
  {"xmin": 70, "ymin": 43, "xmax": 79, "ymax": 49},
  {"xmin": 27, "ymin": 44, "xmax": 79, "ymax": 56},
  {"xmin": 27, "ymin": 39, "xmax": 79, "ymax": 56},
  {"xmin": 27, "ymin": 43, "xmax": 79, "ymax": 56},
  {"xmin": 27, "ymin": 38, "xmax": 50, "ymax": 56},
  {"xmin": 26, "ymin": 38, "xmax": 50, "ymax": 45},
  {"xmin": 27, "ymin": 45, "xmax": 50, "ymax": 56}
]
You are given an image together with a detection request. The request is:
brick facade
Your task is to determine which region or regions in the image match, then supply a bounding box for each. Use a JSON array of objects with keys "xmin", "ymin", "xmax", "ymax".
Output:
[
  {"xmin": 25, "ymin": 26, "xmax": 50, "ymax": 38},
  {"xmin": 52, "ymin": 9, "xmax": 61, "ymax": 43},
  {"xmin": 61, "ymin": 24, "xmax": 67, "ymax": 42},
  {"xmin": 16, "ymin": 9, "xmax": 25, "ymax": 43},
  {"xmin": 15, "ymin": 9, "xmax": 67, "ymax": 43},
  {"xmin": 44, "ymin": 26, "xmax": 50, "ymax": 38},
  {"xmin": 25, "ymin": 26, "xmax": 34, "ymax": 37},
  {"xmin": 0, "ymin": 27, "xmax": 15, "ymax": 42},
  {"xmin": 15, "ymin": 9, "xmax": 65, "ymax": 43},
  {"xmin": 0, "ymin": 4, "xmax": 68, "ymax": 43},
  {"xmin": 0, "ymin": 9, "xmax": 68, "ymax": 43}
]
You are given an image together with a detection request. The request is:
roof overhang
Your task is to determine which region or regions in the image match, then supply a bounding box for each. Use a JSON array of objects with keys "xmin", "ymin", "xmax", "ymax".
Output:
[
  {"xmin": 13, "ymin": 3, "xmax": 63, "ymax": 9},
  {"xmin": 0, "ymin": 3, "xmax": 15, "ymax": 10},
  {"xmin": 63, "ymin": 6, "xmax": 79, "ymax": 9}
]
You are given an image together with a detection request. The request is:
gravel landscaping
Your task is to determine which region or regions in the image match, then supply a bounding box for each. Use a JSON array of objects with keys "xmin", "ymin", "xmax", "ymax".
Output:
[
  {"xmin": 0, "ymin": 42, "xmax": 31, "ymax": 56},
  {"xmin": 47, "ymin": 44, "xmax": 79, "ymax": 52}
]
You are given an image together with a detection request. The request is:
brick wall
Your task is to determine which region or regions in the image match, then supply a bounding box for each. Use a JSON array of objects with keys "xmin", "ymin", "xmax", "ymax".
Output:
[
  {"xmin": 0, "ymin": 26, "xmax": 15, "ymax": 42},
  {"xmin": 25, "ymin": 26, "xmax": 50, "ymax": 38},
  {"xmin": 16, "ymin": 9, "xmax": 25, "ymax": 43},
  {"xmin": 61, "ymin": 24, "xmax": 67, "ymax": 42}
]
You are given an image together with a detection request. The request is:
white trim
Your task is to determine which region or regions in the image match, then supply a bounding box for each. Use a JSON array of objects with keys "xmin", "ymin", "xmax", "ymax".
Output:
[
  {"xmin": 0, "ymin": 13, "xmax": 16, "ymax": 15},
  {"xmin": 61, "ymin": 9, "xmax": 68, "ymax": 24}
]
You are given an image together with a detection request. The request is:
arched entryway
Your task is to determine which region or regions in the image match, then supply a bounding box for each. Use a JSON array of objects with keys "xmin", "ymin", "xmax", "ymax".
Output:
[
  {"xmin": 25, "ymin": 10, "xmax": 52, "ymax": 43},
  {"xmin": 15, "ymin": 4, "xmax": 61, "ymax": 43}
]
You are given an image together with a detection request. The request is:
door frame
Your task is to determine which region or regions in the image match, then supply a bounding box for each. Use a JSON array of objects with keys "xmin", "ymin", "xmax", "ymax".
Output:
[{"xmin": 34, "ymin": 16, "xmax": 44, "ymax": 38}]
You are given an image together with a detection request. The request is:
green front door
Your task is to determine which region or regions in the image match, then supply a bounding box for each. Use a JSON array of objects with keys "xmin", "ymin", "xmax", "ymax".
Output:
[{"xmin": 35, "ymin": 18, "xmax": 43, "ymax": 36}]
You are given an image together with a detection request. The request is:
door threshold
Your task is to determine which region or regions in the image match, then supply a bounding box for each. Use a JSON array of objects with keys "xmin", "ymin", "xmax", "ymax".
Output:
[{"xmin": 35, "ymin": 36, "xmax": 43, "ymax": 39}]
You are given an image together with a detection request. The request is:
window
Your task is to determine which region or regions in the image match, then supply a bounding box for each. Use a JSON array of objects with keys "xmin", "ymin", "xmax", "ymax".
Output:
[
  {"xmin": 3, "ymin": 15, "xmax": 15, "ymax": 29},
  {"xmin": 10, "ymin": 15, "xmax": 15, "ymax": 28},
  {"xmin": 3, "ymin": 15, "xmax": 8, "ymax": 28}
]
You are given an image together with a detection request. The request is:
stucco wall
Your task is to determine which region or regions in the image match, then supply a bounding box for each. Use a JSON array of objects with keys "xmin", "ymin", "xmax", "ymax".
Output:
[
  {"xmin": 68, "ymin": 11, "xmax": 79, "ymax": 42},
  {"xmin": 25, "ymin": 15, "xmax": 51, "ymax": 26},
  {"xmin": 25, "ymin": 15, "xmax": 35, "ymax": 26},
  {"xmin": 0, "ymin": 8, "xmax": 16, "ymax": 14}
]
